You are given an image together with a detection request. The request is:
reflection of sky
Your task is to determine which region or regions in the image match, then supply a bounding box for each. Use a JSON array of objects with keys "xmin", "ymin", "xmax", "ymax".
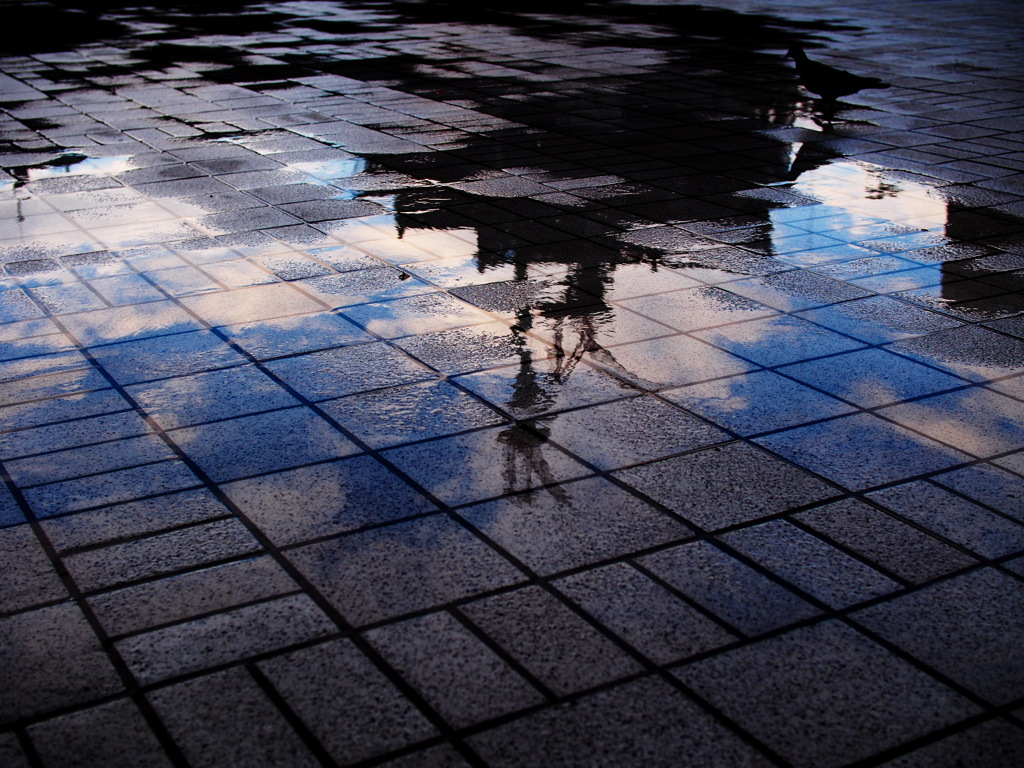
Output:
[
  {"xmin": 772, "ymin": 160, "xmax": 947, "ymax": 236},
  {"xmin": 19, "ymin": 155, "xmax": 136, "ymax": 182}
]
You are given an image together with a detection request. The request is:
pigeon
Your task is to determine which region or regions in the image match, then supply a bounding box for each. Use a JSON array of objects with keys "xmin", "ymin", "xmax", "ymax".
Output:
[{"xmin": 786, "ymin": 46, "xmax": 891, "ymax": 102}]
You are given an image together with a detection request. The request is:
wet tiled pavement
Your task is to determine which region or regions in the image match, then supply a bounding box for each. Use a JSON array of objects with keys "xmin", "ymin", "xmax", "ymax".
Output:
[{"xmin": 1, "ymin": 0, "xmax": 1024, "ymax": 765}]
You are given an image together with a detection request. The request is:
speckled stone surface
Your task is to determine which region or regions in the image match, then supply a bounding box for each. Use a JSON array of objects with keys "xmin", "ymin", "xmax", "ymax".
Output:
[{"xmin": 3, "ymin": 0, "xmax": 1024, "ymax": 764}]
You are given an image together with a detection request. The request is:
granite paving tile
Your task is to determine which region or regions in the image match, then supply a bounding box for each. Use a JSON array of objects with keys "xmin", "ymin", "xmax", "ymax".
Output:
[
  {"xmin": 755, "ymin": 412, "xmax": 972, "ymax": 491},
  {"xmin": 693, "ymin": 315, "xmax": 866, "ymax": 368},
  {"xmin": 930, "ymin": 463, "xmax": 1024, "ymax": 521},
  {"xmin": 877, "ymin": 386, "xmax": 1024, "ymax": 457},
  {"xmin": 637, "ymin": 540, "xmax": 820, "ymax": 636},
  {"xmin": 5, "ymin": 433, "xmax": 175, "ymax": 488},
  {"xmin": 285, "ymin": 514, "xmax": 525, "ymax": 625},
  {"xmin": 720, "ymin": 519, "xmax": 902, "ymax": 608},
  {"xmin": 661, "ymin": 368, "xmax": 855, "ymax": 434},
  {"xmin": 458, "ymin": 476, "xmax": 689, "ymax": 575},
  {"xmin": 257, "ymin": 639, "xmax": 437, "ymax": 764},
  {"xmin": 39, "ymin": 488, "xmax": 229, "ymax": 553},
  {"xmin": 460, "ymin": 585, "xmax": 642, "ymax": 696},
  {"xmin": 224, "ymin": 455, "xmax": 437, "ymax": 546},
  {"xmin": 0, "ymin": 524, "xmax": 66, "ymax": 613},
  {"xmin": 61, "ymin": 517, "xmax": 262, "ymax": 592},
  {"xmin": 264, "ymin": 341, "xmax": 433, "ymax": 401},
  {"xmin": 853, "ymin": 568, "xmax": 1024, "ymax": 705},
  {"xmin": 555, "ymin": 561, "xmax": 737, "ymax": 664},
  {"xmin": 794, "ymin": 498, "xmax": 976, "ymax": 584},
  {"xmin": 366, "ymin": 611, "xmax": 544, "ymax": 728},
  {"xmin": 877, "ymin": 719, "xmax": 1024, "ymax": 768},
  {"xmin": 868, "ymin": 480, "xmax": 1024, "ymax": 559},
  {"xmin": 780, "ymin": 347, "xmax": 967, "ymax": 408},
  {"xmin": 21, "ymin": 460, "xmax": 202, "ymax": 518},
  {"xmin": 147, "ymin": 666, "xmax": 321, "ymax": 768},
  {"xmin": 27, "ymin": 698, "xmax": 171, "ymax": 768},
  {"xmin": 675, "ymin": 621, "xmax": 979, "ymax": 768},
  {"xmin": 116, "ymin": 594, "xmax": 336, "ymax": 684},
  {"xmin": 0, "ymin": 406, "xmax": 145, "ymax": 456},
  {"xmin": 468, "ymin": 676, "xmax": 769, "ymax": 768},
  {"xmin": 88, "ymin": 555, "xmax": 299, "ymax": 637},
  {"xmin": 87, "ymin": 330, "xmax": 248, "ymax": 385},
  {"xmin": 170, "ymin": 407, "xmax": 360, "ymax": 482},
  {"xmin": 0, "ymin": 602, "xmax": 123, "ymax": 722},
  {"xmin": 534, "ymin": 395, "xmax": 730, "ymax": 471},
  {"xmin": 126, "ymin": 365, "xmax": 298, "ymax": 429},
  {"xmin": 615, "ymin": 441, "xmax": 840, "ymax": 530}
]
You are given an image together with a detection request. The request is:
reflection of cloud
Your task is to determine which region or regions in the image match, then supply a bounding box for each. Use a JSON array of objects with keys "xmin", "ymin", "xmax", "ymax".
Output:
[{"xmin": 774, "ymin": 161, "xmax": 947, "ymax": 237}]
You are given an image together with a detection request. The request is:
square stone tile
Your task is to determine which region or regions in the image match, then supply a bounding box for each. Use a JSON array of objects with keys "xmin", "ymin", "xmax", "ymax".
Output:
[
  {"xmin": 148, "ymin": 666, "xmax": 320, "ymax": 768},
  {"xmin": 794, "ymin": 498, "xmax": 976, "ymax": 584},
  {"xmin": 366, "ymin": 611, "xmax": 544, "ymax": 728},
  {"xmin": 219, "ymin": 310, "xmax": 373, "ymax": 359},
  {"xmin": 721, "ymin": 519, "xmax": 902, "ymax": 609},
  {"xmin": 6, "ymin": 434, "xmax": 175, "ymax": 488},
  {"xmin": 116, "ymin": 594, "xmax": 336, "ymax": 684},
  {"xmin": 780, "ymin": 347, "xmax": 966, "ymax": 408},
  {"xmin": 0, "ymin": 603, "xmax": 123, "ymax": 721},
  {"xmin": 0, "ymin": 368, "xmax": 110, "ymax": 409},
  {"xmin": 853, "ymin": 569, "xmax": 1024, "ymax": 705},
  {"xmin": 876, "ymin": 719, "xmax": 1024, "ymax": 768},
  {"xmin": 616, "ymin": 441, "xmax": 840, "ymax": 530},
  {"xmin": 460, "ymin": 585, "xmax": 642, "ymax": 696},
  {"xmin": 546, "ymin": 396, "xmax": 731, "ymax": 471},
  {"xmin": 22, "ymin": 461, "xmax": 202, "ymax": 518},
  {"xmin": 468, "ymin": 676, "xmax": 769, "ymax": 768},
  {"xmin": 454, "ymin": 358, "xmax": 642, "ymax": 420},
  {"xmin": 617, "ymin": 285, "xmax": 778, "ymax": 332},
  {"xmin": 224, "ymin": 455, "xmax": 437, "ymax": 545},
  {"xmin": 637, "ymin": 540, "xmax": 820, "ymax": 636},
  {"xmin": 755, "ymin": 412, "xmax": 972, "ymax": 491},
  {"xmin": 675, "ymin": 621, "xmax": 978, "ymax": 768},
  {"xmin": 178, "ymin": 283, "xmax": 324, "ymax": 327},
  {"xmin": 258, "ymin": 639, "xmax": 436, "ymax": 765},
  {"xmin": 0, "ymin": 524, "xmax": 66, "ymax": 613},
  {"xmin": 341, "ymin": 292, "xmax": 492, "ymax": 339},
  {"xmin": 61, "ymin": 515, "xmax": 262, "ymax": 591},
  {"xmin": 127, "ymin": 365, "xmax": 298, "ymax": 429},
  {"xmin": 930, "ymin": 462, "xmax": 1024, "ymax": 520},
  {"xmin": 382, "ymin": 425, "xmax": 592, "ymax": 508},
  {"xmin": 27, "ymin": 698, "xmax": 171, "ymax": 768},
  {"xmin": 795, "ymin": 295, "xmax": 963, "ymax": 344},
  {"xmin": 265, "ymin": 342, "xmax": 433, "ymax": 401},
  {"xmin": 285, "ymin": 514, "xmax": 525, "ymax": 625},
  {"xmin": 40, "ymin": 488, "xmax": 229, "ymax": 552},
  {"xmin": 170, "ymin": 407, "xmax": 360, "ymax": 482},
  {"xmin": 0, "ymin": 408, "xmax": 149, "ymax": 459},
  {"xmin": 662, "ymin": 369, "xmax": 855, "ymax": 435},
  {"xmin": 722, "ymin": 270, "xmax": 874, "ymax": 311},
  {"xmin": 586, "ymin": 334, "xmax": 756, "ymax": 390},
  {"xmin": 555, "ymin": 562, "xmax": 737, "ymax": 664},
  {"xmin": 393, "ymin": 322, "xmax": 551, "ymax": 376},
  {"xmin": 693, "ymin": 315, "xmax": 865, "ymax": 368},
  {"xmin": 877, "ymin": 386, "xmax": 1024, "ymax": 457},
  {"xmin": 293, "ymin": 267, "xmax": 434, "ymax": 308},
  {"xmin": 887, "ymin": 325, "xmax": 1024, "ymax": 382},
  {"xmin": 867, "ymin": 481, "xmax": 1024, "ymax": 559},
  {"xmin": 458, "ymin": 476, "xmax": 689, "ymax": 575},
  {"xmin": 320, "ymin": 379, "xmax": 505, "ymax": 450},
  {"xmin": 60, "ymin": 301, "xmax": 203, "ymax": 347},
  {"xmin": 88, "ymin": 330, "xmax": 248, "ymax": 386},
  {"xmin": 88, "ymin": 555, "xmax": 298, "ymax": 637}
]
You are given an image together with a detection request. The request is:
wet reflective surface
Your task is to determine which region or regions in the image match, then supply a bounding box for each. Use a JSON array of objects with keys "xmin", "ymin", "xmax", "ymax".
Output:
[{"xmin": 2, "ymin": 0, "xmax": 1024, "ymax": 765}]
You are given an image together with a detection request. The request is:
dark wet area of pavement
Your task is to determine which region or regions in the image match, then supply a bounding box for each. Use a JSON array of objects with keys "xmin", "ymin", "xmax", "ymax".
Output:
[{"xmin": 2, "ymin": 1, "xmax": 1024, "ymax": 766}]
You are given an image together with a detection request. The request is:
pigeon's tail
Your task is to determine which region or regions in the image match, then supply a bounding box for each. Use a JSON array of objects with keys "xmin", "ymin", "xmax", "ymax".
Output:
[{"xmin": 864, "ymin": 78, "xmax": 891, "ymax": 90}]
